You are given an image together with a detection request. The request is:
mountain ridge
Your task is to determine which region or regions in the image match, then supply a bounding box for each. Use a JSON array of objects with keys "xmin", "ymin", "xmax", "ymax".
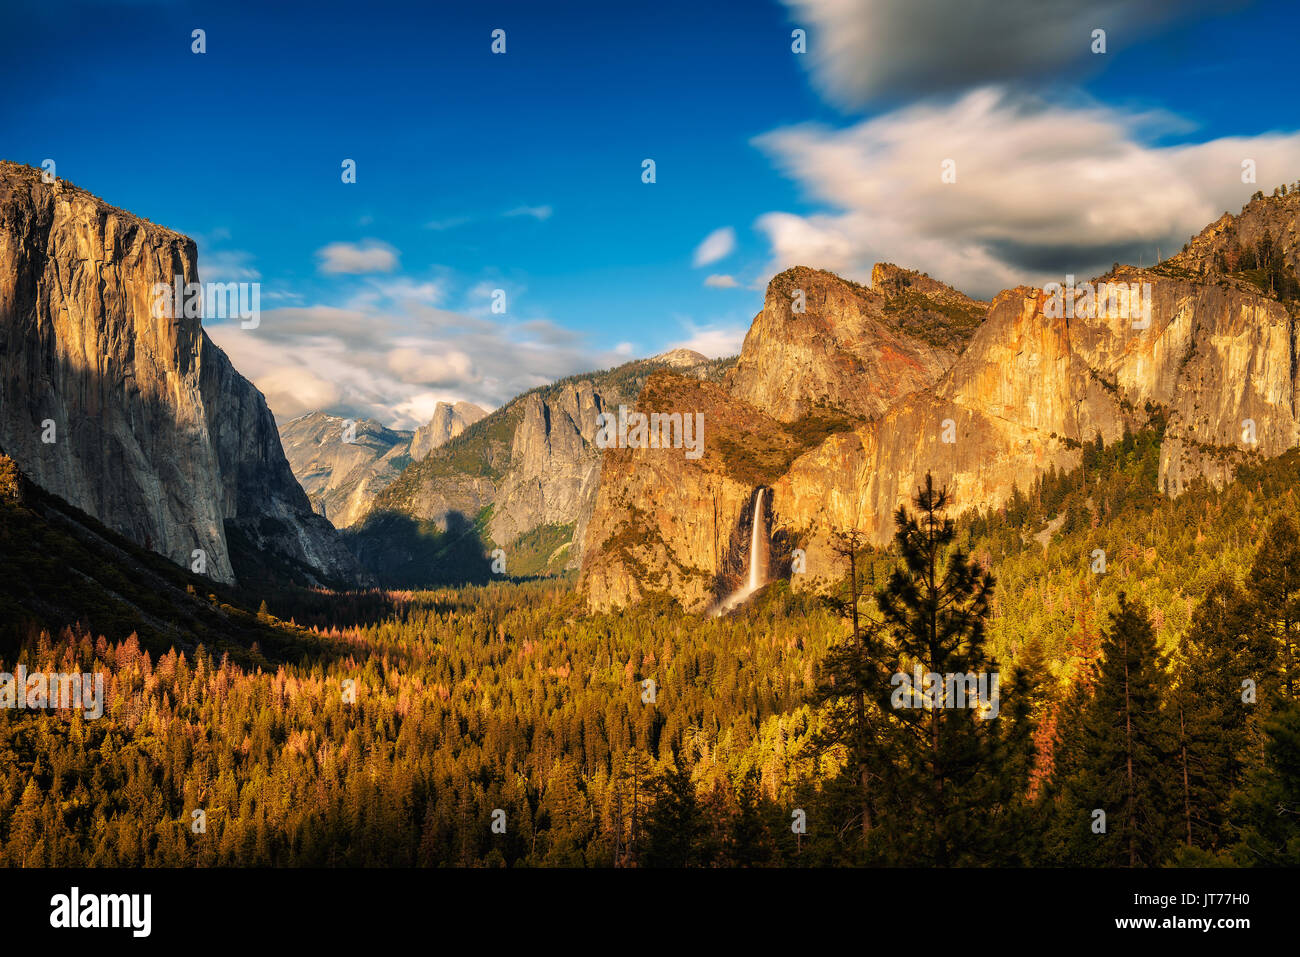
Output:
[{"xmin": 580, "ymin": 187, "xmax": 1300, "ymax": 612}]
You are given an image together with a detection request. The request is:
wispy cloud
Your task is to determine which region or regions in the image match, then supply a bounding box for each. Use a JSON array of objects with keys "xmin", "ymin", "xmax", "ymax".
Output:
[
  {"xmin": 425, "ymin": 215, "xmax": 471, "ymax": 231},
  {"xmin": 315, "ymin": 239, "xmax": 400, "ymax": 275},
  {"xmin": 703, "ymin": 273, "xmax": 740, "ymax": 288},
  {"xmin": 503, "ymin": 205, "xmax": 553, "ymax": 221},
  {"xmin": 207, "ymin": 286, "xmax": 634, "ymax": 429},
  {"xmin": 669, "ymin": 318, "xmax": 747, "ymax": 359},
  {"xmin": 692, "ymin": 226, "xmax": 736, "ymax": 267},
  {"xmin": 781, "ymin": 0, "xmax": 1206, "ymax": 107}
]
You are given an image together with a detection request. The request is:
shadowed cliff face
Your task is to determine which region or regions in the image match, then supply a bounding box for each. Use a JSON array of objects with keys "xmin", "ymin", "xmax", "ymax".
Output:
[
  {"xmin": 353, "ymin": 351, "xmax": 731, "ymax": 585},
  {"xmin": 279, "ymin": 402, "xmax": 488, "ymax": 531},
  {"xmin": 0, "ymin": 161, "xmax": 369, "ymax": 588},
  {"xmin": 581, "ymin": 197, "xmax": 1300, "ymax": 611}
]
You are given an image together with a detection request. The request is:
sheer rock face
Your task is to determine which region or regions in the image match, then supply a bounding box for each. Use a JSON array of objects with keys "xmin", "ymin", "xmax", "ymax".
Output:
[
  {"xmin": 580, "ymin": 375, "xmax": 794, "ymax": 613},
  {"xmin": 279, "ymin": 412, "xmax": 414, "ymax": 528},
  {"xmin": 582, "ymin": 216, "xmax": 1300, "ymax": 609},
  {"xmin": 409, "ymin": 401, "xmax": 486, "ymax": 462},
  {"xmin": 487, "ymin": 381, "xmax": 605, "ymax": 551},
  {"xmin": 0, "ymin": 161, "xmax": 368, "ymax": 587},
  {"xmin": 279, "ymin": 401, "xmax": 487, "ymax": 529},
  {"xmin": 726, "ymin": 265, "xmax": 986, "ymax": 422},
  {"xmin": 362, "ymin": 351, "xmax": 722, "ymax": 578}
]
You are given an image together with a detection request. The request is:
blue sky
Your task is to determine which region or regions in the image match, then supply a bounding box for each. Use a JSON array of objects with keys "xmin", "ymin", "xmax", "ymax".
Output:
[{"xmin": 2, "ymin": 0, "xmax": 1298, "ymax": 426}]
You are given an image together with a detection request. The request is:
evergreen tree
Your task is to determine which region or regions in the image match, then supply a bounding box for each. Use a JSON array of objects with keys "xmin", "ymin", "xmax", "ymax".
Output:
[
  {"xmin": 988, "ymin": 635, "xmax": 1053, "ymax": 864},
  {"xmin": 1246, "ymin": 514, "xmax": 1300, "ymax": 701},
  {"xmin": 1169, "ymin": 577, "xmax": 1270, "ymax": 855},
  {"xmin": 1057, "ymin": 595, "xmax": 1174, "ymax": 866},
  {"xmin": 1229, "ymin": 700, "xmax": 1300, "ymax": 866},
  {"xmin": 727, "ymin": 773, "xmax": 773, "ymax": 867},
  {"xmin": 812, "ymin": 526, "xmax": 891, "ymax": 861},
  {"xmin": 872, "ymin": 472, "xmax": 1000, "ymax": 864},
  {"xmin": 641, "ymin": 756, "xmax": 707, "ymax": 867}
]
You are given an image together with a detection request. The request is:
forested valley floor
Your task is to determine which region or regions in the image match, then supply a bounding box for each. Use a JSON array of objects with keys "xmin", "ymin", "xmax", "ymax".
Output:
[{"xmin": 0, "ymin": 433, "xmax": 1298, "ymax": 867}]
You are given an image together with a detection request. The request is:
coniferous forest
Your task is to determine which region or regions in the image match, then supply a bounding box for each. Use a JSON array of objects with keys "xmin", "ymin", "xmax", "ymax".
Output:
[{"xmin": 2, "ymin": 431, "xmax": 1297, "ymax": 868}]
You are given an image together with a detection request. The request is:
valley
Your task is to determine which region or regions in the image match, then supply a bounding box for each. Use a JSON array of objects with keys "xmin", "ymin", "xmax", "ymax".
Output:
[{"xmin": 2, "ymin": 161, "xmax": 1299, "ymax": 868}]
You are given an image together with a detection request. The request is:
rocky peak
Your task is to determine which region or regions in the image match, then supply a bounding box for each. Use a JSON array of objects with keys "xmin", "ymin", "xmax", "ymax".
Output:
[
  {"xmin": 1169, "ymin": 185, "xmax": 1300, "ymax": 283},
  {"xmin": 410, "ymin": 400, "xmax": 487, "ymax": 461},
  {"xmin": 581, "ymin": 195, "xmax": 1300, "ymax": 612},
  {"xmin": 653, "ymin": 348, "xmax": 712, "ymax": 368},
  {"xmin": 725, "ymin": 264, "xmax": 986, "ymax": 423},
  {"xmin": 279, "ymin": 412, "xmax": 414, "ymax": 528}
]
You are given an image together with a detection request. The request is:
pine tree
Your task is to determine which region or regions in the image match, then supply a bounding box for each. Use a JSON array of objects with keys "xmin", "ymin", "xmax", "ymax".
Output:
[
  {"xmin": 641, "ymin": 756, "xmax": 706, "ymax": 867},
  {"xmin": 1229, "ymin": 700, "xmax": 1300, "ymax": 866},
  {"xmin": 1169, "ymin": 577, "xmax": 1269, "ymax": 855},
  {"xmin": 812, "ymin": 526, "xmax": 891, "ymax": 860},
  {"xmin": 1246, "ymin": 515, "xmax": 1300, "ymax": 701},
  {"xmin": 871, "ymin": 472, "xmax": 1000, "ymax": 864},
  {"xmin": 1058, "ymin": 595, "xmax": 1174, "ymax": 866},
  {"xmin": 727, "ymin": 773, "xmax": 773, "ymax": 866},
  {"xmin": 988, "ymin": 635, "xmax": 1053, "ymax": 864}
]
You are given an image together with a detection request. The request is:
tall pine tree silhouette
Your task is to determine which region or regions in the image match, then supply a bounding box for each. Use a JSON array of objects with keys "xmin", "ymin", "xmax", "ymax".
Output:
[
  {"xmin": 1059, "ymin": 594, "xmax": 1173, "ymax": 866},
  {"xmin": 1246, "ymin": 514, "xmax": 1300, "ymax": 701},
  {"xmin": 1169, "ymin": 576, "xmax": 1272, "ymax": 856},
  {"xmin": 813, "ymin": 525, "xmax": 892, "ymax": 861},
  {"xmin": 872, "ymin": 472, "xmax": 1000, "ymax": 864}
]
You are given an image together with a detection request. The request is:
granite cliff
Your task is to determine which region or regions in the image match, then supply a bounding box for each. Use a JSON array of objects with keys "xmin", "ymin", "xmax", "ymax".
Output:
[
  {"xmin": 0, "ymin": 161, "xmax": 368, "ymax": 588},
  {"xmin": 351, "ymin": 351, "xmax": 729, "ymax": 584},
  {"xmin": 279, "ymin": 400, "xmax": 486, "ymax": 529},
  {"xmin": 580, "ymin": 190, "xmax": 1300, "ymax": 612}
]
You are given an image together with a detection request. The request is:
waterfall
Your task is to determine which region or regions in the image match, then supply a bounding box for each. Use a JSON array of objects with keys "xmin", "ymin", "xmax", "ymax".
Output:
[
  {"xmin": 747, "ymin": 488, "xmax": 765, "ymax": 593},
  {"xmin": 711, "ymin": 488, "xmax": 767, "ymax": 616}
]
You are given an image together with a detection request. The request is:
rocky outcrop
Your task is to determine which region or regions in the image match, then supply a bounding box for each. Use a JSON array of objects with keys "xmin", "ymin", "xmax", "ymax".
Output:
[
  {"xmin": 279, "ymin": 401, "xmax": 487, "ymax": 529},
  {"xmin": 409, "ymin": 400, "xmax": 486, "ymax": 461},
  {"xmin": 580, "ymin": 373, "xmax": 803, "ymax": 612},
  {"xmin": 772, "ymin": 268, "xmax": 1298, "ymax": 577},
  {"xmin": 726, "ymin": 265, "xmax": 986, "ymax": 422},
  {"xmin": 0, "ymin": 160, "xmax": 369, "ymax": 588},
  {"xmin": 280, "ymin": 412, "xmax": 414, "ymax": 528},
  {"xmin": 488, "ymin": 381, "xmax": 604, "ymax": 549},
  {"xmin": 1170, "ymin": 187, "xmax": 1300, "ymax": 278},
  {"xmin": 355, "ymin": 350, "xmax": 726, "ymax": 582},
  {"xmin": 581, "ymin": 191, "xmax": 1300, "ymax": 610}
]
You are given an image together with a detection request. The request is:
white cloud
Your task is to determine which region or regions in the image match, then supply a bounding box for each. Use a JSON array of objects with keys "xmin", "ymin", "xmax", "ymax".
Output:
[
  {"xmin": 208, "ymin": 298, "xmax": 636, "ymax": 430},
  {"xmin": 670, "ymin": 321, "xmax": 747, "ymax": 359},
  {"xmin": 369, "ymin": 278, "xmax": 445, "ymax": 306},
  {"xmin": 425, "ymin": 215, "xmax": 471, "ymax": 231},
  {"xmin": 782, "ymin": 0, "xmax": 1200, "ymax": 106},
  {"xmin": 692, "ymin": 227, "xmax": 737, "ymax": 267},
  {"xmin": 704, "ymin": 274, "xmax": 740, "ymax": 288},
  {"xmin": 504, "ymin": 205, "xmax": 553, "ymax": 220},
  {"xmin": 198, "ymin": 248, "xmax": 261, "ymax": 283},
  {"xmin": 753, "ymin": 87, "xmax": 1300, "ymax": 297},
  {"xmin": 251, "ymin": 366, "xmax": 342, "ymax": 420},
  {"xmin": 315, "ymin": 239, "xmax": 400, "ymax": 275},
  {"xmin": 387, "ymin": 348, "xmax": 478, "ymax": 386}
]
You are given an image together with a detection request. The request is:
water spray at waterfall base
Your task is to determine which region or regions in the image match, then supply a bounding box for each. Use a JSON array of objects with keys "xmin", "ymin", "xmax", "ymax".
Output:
[{"xmin": 710, "ymin": 488, "xmax": 768, "ymax": 617}]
